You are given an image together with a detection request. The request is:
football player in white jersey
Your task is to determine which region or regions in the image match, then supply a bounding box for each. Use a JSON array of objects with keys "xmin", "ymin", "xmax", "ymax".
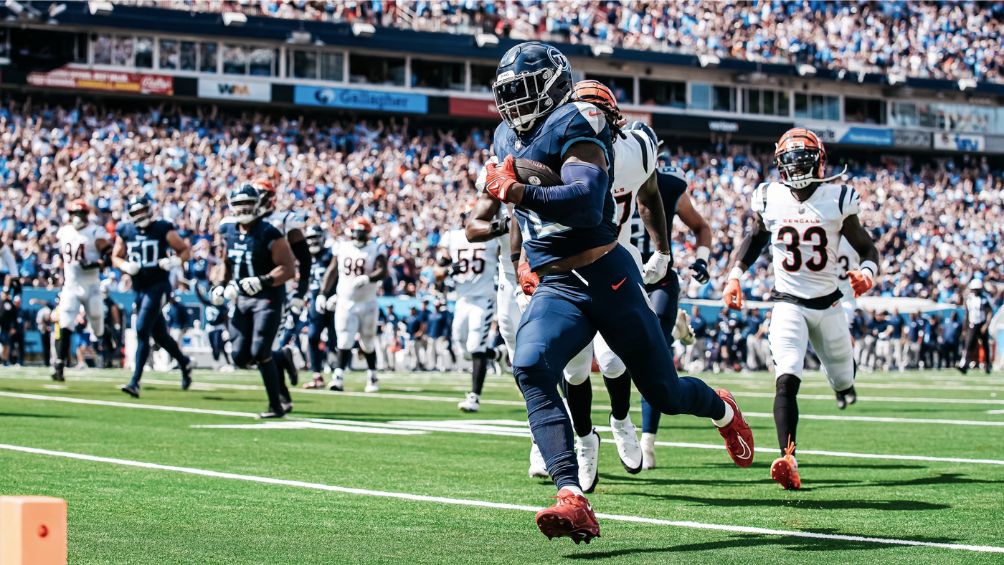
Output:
[
  {"xmin": 318, "ymin": 217, "xmax": 387, "ymax": 393},
  {"xmin": 723, "ymin": 128, "xmax": 880, "ymax": 490},
  {"xmin": 52, "ymin": 199, "xmax": 111, "ymax": 381},
  {"xmin": 835, "ymin": 236, "xmax": 860, "ymax": 327},
  {"xmin": 466, "ymin": 160, "xmax": 548, "ymax": 476},
  {"xmin": 435, "ymin": 221, "xmax": 501, "ymax": 413},
  {"xmin": 554, "ymin": 81, "xmax": 671, "ymax": 491}
]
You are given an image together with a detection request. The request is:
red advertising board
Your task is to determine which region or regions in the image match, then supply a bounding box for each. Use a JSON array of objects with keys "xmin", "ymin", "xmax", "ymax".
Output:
[
  {"xmin": 27, "ymin": 67, "xmax": 173, "ymax": 95},
  {"xmin": 449, "ymin": 96, "xmax": 497, "ymax": 119}
]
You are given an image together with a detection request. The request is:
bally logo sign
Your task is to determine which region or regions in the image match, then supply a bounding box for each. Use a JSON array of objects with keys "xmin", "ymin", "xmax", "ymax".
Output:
[{"xmin": 198, "ymin": 79, "xmax": 271, "ymax": 102}]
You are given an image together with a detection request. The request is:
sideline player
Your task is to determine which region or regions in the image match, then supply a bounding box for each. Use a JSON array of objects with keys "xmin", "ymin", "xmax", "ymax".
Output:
[
  {"xmin": 52, "ymin": 200, "xmax": 111, "ymax": 381},
  {"xmin": 436, "ymin": 221, "xmax": 500, "ymax": 412},
  {"xmin": 318, "ymin": 217, "xmax": 387, "ymax": 393},
  {"xmin": 723, "ymin": 128, "xmax": 879, "ymax": 490},
  {"xmin": 210, "ymin": 183, "xmax": 295, "ymax": 418},
  {"xmin": 485, "ymin": 41, "xmax": 753, "ymax": 542},
  {"xmin": 631, "ymin": 165, "xmax": 714, "ymax": 470},
  {"xmin": 555, "ymin": 82, "xmax": 669, "ymax": 490},
  {"xmin": 113, "ymin": 195, "xmax": 194, "ymax": 397}
]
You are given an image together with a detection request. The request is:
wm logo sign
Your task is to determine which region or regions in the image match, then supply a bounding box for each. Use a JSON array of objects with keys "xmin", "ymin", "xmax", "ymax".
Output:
[{"xmin": 217, "ymin": 83, "xmax": 251, "ymax": 96}]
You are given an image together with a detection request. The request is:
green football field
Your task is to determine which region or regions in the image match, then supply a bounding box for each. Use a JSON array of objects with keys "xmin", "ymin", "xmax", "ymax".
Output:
[{"xmin": 1, "ymin": 365, "xmax": 1002, "ymax": 564}]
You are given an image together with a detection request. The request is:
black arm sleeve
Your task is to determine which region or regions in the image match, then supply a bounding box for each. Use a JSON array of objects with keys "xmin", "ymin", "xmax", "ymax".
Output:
[
  {"xmin": 735, "ymin": 222, "xmax": 771, "ymax": 270},
  {"xmin": 290, "ymin": 238, "xmax": 312, "ymax": 297}
]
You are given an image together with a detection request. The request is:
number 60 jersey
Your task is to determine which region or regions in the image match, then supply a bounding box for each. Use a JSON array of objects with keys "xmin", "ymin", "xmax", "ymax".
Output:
[{"xmin": 752, "ymin": 180, "xmax": 860, "ymax": 300}]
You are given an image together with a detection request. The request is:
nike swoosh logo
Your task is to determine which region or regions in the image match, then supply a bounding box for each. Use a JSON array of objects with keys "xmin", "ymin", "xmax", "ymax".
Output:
[
  {"xmin": 736, "ymin": 436, "xmax": 752, "ymax": 461},
  {"xmin": 611, "ymin": 277, "xmax": 627, "ymax": 291}
]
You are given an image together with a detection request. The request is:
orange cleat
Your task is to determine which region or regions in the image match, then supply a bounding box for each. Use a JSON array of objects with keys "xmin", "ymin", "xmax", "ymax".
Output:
[
  {"xmin": 535, "ymin": 489, "xmax": 600, "ymax": 544},
  {"xmin": 771, "ymin": 440, "xmax": 801, "ymax": 490},
  {"xmin": 716, "ymin": 389, "xmax": 755, "ymax": 467}
]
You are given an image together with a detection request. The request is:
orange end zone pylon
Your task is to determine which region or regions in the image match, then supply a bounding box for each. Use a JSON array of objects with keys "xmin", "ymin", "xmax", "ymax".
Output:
[{"xmin": 0, "ymin": 496, "xmax": 67, "ymax": 565}]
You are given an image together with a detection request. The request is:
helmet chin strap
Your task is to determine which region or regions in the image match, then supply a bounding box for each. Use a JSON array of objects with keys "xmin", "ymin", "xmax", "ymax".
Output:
[{"xmin": 783, "ymin": 164, "xmax": 848, "ymax": 190}]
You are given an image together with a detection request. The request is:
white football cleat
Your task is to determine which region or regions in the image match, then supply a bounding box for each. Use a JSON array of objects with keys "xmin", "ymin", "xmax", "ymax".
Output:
[
  {"xmin": 458, "ymin": 392, "xmax": 480, "ymax": 412},
  {"xmin": 609, "ymin": 414, "xmax": 643, "ymax": 474},
  {"xmin": 528, "ymin": 441, "xmax": 548, "ymax": 478},
  {"xmin": 364, "ymin": 376, "xmax": 380, "ymax": 393},
  {"xmin": 576, "ymin": 429, "xmax": 600, "ymax": 493},
  {"xmin": 329, "ymin": 375, "xmax": 345, "ymax": 392},
  {"xmin": 641, "ymin": 432, "xmax": 657, "ymax": 470}
]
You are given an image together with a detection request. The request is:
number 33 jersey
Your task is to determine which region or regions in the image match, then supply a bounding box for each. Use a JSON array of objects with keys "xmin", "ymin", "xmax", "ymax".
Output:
[
  {"xmin": 442, "ymin": 228, "xmax": 499, "ymax": 301},
  {"xmin": 333, "ymin": 239, "xmax": 384, "ymax": 302},
  {"xmin": 752, "ymin": 181, "xmax": 860, "ymax": 300}
]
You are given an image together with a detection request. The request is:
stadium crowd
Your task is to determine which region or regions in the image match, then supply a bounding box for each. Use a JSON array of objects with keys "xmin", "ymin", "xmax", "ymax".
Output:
[
  {"xmin": 124, "ymin": 0, "xmax": 1004, "ymax": 83},
  {"xmin": 0, "ymin": 95, "xmax": 1000, "ymax": 368}
]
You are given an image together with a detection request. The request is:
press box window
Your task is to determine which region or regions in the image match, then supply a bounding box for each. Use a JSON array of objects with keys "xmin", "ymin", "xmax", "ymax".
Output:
[
  {"xmin": 794, "ymin": 93, "xmax": 840, "ymax": 121},
  {"xmin": 743, "ymin": 88, "xmax": 789, "ymax": 116},
  {"xmin": 639, "ymin": 79, "xmax": 686, "ymax": 108},
  {"xmin": 470, "ymin": 64, "xmax": 496, "ymax": 93},
  {"xmin": 412, "ymin": 59, "xmax": 465, "ymax": 90},
  {"xmin": 844, "ymin": 97, "xmax": 886, "ymax": 125},
  {"xmin": 690, "ymin": 83, "xmax": 736, "ymax": 112},
  {"xmin": 349, "ymin": 54, "xmax": 405, "ymax": 86},
  {"xmin": 585, "ymin": 74, "xmax": 634, "ymax": 104}
]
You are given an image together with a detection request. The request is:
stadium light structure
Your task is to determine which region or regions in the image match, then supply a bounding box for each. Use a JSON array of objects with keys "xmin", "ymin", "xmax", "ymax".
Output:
[
  {"xmin": 5, "ymin": 0, "xmax": 23, "ymax": 15},
  {"xmin": 475, "ymin": 33, "xmax": 498, "ymax": 48},
  {"xmin": 87, "ymin": 0, "xmax": 113, "ymax": 16},
  {"xmin": 591, "ymin": 44, "xmax": 614, "ymax": 58},
  {"xmin": 958, "ymin": 78, "xmax": 977, "ymax": 91},
  {"xmin": 351, "ymin": 22, "xmax": 375, "ymax": 37},
  {"xmin": 222, "ymin": 11, "xmax": 247, "ymax": 27},
  {"xmin": 698, "ymin": 54, "xmax": 720, "ymax": 68},
  {"xmin": 796, "ymin": 64, "xmax": 816, "ymax": 77},
  {"xmin": 48, "ymin": 3, "xmax": 66, "ymax": 18}
]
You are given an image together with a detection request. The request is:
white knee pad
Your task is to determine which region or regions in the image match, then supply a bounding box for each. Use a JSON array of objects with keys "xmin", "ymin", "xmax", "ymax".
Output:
[
  {"xmin": 563, "ymin": 344, "xmax": 593, "ymax": 385},
  {"xmin": 592, "ymin": 333, "xmax": 626, "ymax": 379}
]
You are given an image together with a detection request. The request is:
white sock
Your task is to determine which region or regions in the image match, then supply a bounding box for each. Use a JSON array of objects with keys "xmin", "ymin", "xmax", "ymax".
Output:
[
  {"xmin": 712, "ymin": 401, "xmax": 735, "ymax": 428},
  {"xmin": 559, "ymin": 485, "xmax": 584, "ymax": 498},
  {"xmin": 334, "ymin": 368, "xmax": 344, "ymax": 379},
  {"xmin": 367, "ymin": 369, "xmax": 377, "ymax": 380}
]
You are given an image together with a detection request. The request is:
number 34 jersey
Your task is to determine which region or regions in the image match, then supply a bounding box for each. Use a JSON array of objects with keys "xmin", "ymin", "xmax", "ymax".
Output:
[
  {"xmin": 442, "ymin": 228, "xmax": 499, "ymax": 301},
  {"xmin": 57, "ymin": 224, "xmax": 106, "ymax": 287},
  {"xmin": 752, "ymin": 181, "xmax": 860, "ymax": 300},
  {"xmin": 333, "ymin": 239, "xmax": 384, "ymax": 302}
]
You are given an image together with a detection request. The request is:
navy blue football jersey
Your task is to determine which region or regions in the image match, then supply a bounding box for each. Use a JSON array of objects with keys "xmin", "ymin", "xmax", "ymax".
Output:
[
  {"xmin": 187, "ymin": 256, "xmax": 210, "ymax": 284},
  {"xmin": 308, "ymin": 249, "xmax": 333, "ymax": 297},
  {"xmin": 630, "ymin": 167, "xmax": 688, "ymax": 263},
  {"xmin": 493, "ymin": 101, "xmax": 618, "ymax": 269},
  {"xmin": 116, "ymin": 220, "xmax": 175, "ymax": 290},
  {"xmin": 220, "ymin": 220, "xmax": 283, "ymax": 296}
]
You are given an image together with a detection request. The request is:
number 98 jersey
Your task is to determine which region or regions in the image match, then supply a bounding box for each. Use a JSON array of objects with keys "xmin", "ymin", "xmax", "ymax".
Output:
[
  {"xmin": 442, "ymin": 228, "xmax": 499, "ymax": 301},
  {"xmin": 752, "ymin": 181, "xmax": 860, "ymax": 300},
  {"xmin": 333, "ymin": 239, "xmax": 384, "ymax": 302}
]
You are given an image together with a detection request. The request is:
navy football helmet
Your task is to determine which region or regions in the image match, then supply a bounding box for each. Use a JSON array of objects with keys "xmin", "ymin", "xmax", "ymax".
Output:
[
  {"xmin": 125, "ymin": 195, "xmax": 153, "ymax": 228},
  {"xmin": 304, "ymin": 225, "xmax": 325, "ymax": 255},
  {"xmin": 227, "ymin": 184, "xmax": 261, "ymax": 224},
  {"xmin": 493, "ymin": 42, "xmax": 572, "ymax": 133}
]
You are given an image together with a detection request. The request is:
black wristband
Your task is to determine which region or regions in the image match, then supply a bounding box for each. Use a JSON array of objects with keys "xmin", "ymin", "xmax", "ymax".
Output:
[
  {"xmin": 259, "ymin": 274, "xmax": 274, "ymax": 287},
  {"xmin": 489, "ymin": 216, "xmax": 510, "ymax": 237},
  {"xmin": 510, "ymin": 252, "xmax": 521, "ymax": 264}
]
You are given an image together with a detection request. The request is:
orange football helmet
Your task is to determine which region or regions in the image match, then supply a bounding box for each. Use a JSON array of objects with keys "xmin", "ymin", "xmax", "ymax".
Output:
[
  {"xmin": 572, "ymin": 79, "xmax": 621, "ymax": 119},
  {"xmin": 774, "ymin": 128, "xmax": 827, "ymax": 190}
]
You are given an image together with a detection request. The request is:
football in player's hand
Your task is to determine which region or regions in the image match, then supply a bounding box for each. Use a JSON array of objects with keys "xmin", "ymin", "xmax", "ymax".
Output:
[{"xmin": 513, "ymin": 159, "xmax": 562, "ymax": 187}]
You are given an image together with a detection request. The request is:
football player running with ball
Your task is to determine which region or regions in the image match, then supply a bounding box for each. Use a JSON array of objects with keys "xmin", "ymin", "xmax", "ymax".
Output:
[
  {"xmin": 113, "ymin": 195, "xmax": 194, "ymax": 397},
  {"xmin": 485, "ymin": 41, "xmax": 754, "ymax": 543},
  {"xmin": 723, "ymin": 128, "xmax": 880, "ymax": 490},
  {"xmin": 211, "ymin": 183, "xmax": 296, "ymax": 419}
]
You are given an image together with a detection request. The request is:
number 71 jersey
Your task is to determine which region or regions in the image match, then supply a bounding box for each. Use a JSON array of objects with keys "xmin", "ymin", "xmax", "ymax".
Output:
[
  {"xmin": 752, "ymin": 181, "xmax": 860, "ymax": 300},
  {"xmin": 442, "ymin": 228, "xmax": 499, "ymax": 300}
]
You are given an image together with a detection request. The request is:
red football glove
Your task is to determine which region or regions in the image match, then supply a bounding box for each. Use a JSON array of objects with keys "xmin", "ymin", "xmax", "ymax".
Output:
[
  {"xmin": 848, "ymin": 269, "xmax": 874, "ymax": 297},
  {"xmin": 723, "ymin": 279, "xmax": 744, "ymax": 310},
  {"xmin": 484, "ymin": 155, "xmax": 519, "ymax": 203},
  {"xmin": 517, "ymin": 261, "xmax": 539, "ymax": 296}
]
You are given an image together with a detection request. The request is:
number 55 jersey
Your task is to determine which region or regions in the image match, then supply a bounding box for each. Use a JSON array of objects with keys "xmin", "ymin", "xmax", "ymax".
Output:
[
  {"xmin": 751, "ymin": 180, "xmax": 860, "ymax": 304},
  {"xmin": 441, "ymin": 228, "xmax": 499, "ymax": 355}
]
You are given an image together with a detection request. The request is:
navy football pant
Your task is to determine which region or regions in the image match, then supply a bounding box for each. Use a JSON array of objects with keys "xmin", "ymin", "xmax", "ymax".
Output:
[
  {"xmin": 641, "ymin": 271, "xmax": 681, "ymax": 435},
  {"xmin": 129, "ymin": 282, "xmax": 186, "ymax": 388},
  {"xmin": 512, "ymin": 245, "xmax": 724, "ymax": 490},
  {"xmin": 307, "ymin": 307, "xmax": 336, "ymax": 373},
  {"xmin": 230, "ymin": 294, "xmax": 288, "ymax": 412}
]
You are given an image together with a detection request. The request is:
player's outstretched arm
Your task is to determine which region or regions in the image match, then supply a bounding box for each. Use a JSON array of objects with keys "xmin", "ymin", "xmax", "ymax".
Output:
[
  {"xmin": 267, "ymin": 237, "xmax": 296, "ymax": 287},
  {"xmin": 677, "ymin": 193, "xmax": 713, "ymax": 283},
  {"xmin": 319, "ymin": 250, "xmax": 340, "ymax": 297},
  {"xmin": 723, "ymin": 212, "xmax": 769, "ymax": 309},
  {"xmin": 368, "ymin": 255, "xmax": 389, "ymax": 282},
  {"xmin": 287, "ymin": 228, "xmax": 312, "ymax": 299},
  {"xmin": 841, "ymin": 214, "xmax": 880, "ymax": 297},
  {"xmin": 166, "ymin": 230, "xmax": 192, "ymax": 261},
  {"xmin": 636, "ymin": 172, "xmax": 670, "ymax": 254},
  {"xmin": 465, "ymin": 192, "xmax": 506, "ymax": 243}
]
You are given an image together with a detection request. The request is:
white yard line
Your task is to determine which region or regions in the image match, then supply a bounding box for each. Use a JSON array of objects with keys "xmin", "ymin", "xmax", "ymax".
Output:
[
  {"xmin": 3, "ymin": 392, "xmax": 1003, "ymax": 467},
  {"xmin": 0, "ymin": 443, "xmax": 1001, "ymax": 554}
]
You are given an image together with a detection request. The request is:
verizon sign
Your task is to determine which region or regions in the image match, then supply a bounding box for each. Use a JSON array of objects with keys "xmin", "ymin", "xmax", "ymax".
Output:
[{"xmin": 198, "ymin": 79, "xmax": 271, "ymax": 102}]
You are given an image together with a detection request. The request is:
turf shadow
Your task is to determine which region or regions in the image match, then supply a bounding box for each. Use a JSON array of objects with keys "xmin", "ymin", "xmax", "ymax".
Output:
[
  {"xmin": 0, "ymin": 412, "xmax": 66, "ymax": 419},
  {"xmin": 596, "ymin": 473, "xmax": 860, "ymax": 488},
  {"xmin": 627, "ymin": 492, "xmax": 951, "ymax": 511}
]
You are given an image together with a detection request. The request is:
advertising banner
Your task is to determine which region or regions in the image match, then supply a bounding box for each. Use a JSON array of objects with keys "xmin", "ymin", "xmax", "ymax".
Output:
[
  {"xmin": 655, "ymin": 114, "xmax": 792, "ymax": 138},
  {"xmin": 448, "ymin": 96, "xmax": 497, "ymax": 119},
  {"xmin": 27, "ymin": 67, "xmax": 173, "ymax": 95},
  {"xmin": 797, "ymin": 121, "xmax": 892, "ymax": 146},
  {"xmin": 933, "ymin": 132, "xmax": 986, "ymax": 152},
  {"xmin": 893, "ymin": 129, "xmax": 932, "ymax": 149},
  {"xmin": 294, "ymin": 86, "xmax": 427, "ymax": 113},
  {"xmin": 198, "ymin": 78, "xmax": 271, "ymax": 102}
]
